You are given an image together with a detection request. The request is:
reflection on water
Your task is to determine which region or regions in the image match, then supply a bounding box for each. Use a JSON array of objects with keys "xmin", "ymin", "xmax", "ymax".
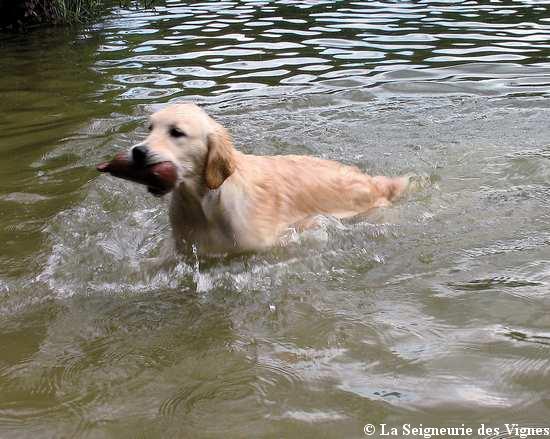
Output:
[
  {"xmin": 1, "ymin": 1, "xmax": 550, "ymax": 437},
  {"xmin": 92, "ymin": 0, "xmax": 550, "ymax": 100}
]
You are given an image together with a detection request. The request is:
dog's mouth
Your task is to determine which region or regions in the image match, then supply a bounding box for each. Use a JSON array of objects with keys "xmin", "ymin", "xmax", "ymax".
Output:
[
  {"xmin": 147, "ymin": 184, "xmax": 172, "ymax": 197},
  {"xmin": 97, "ymin": 152, "xmax": 178, "ymax": 197},
  {"xmin": 143, "ymin": 160, "xmax": 179, "ymax": 197}
]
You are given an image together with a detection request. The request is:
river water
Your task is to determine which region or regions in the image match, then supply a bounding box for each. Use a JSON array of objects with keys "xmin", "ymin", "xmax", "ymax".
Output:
[{"xmin": 1, "ymin": 1, "xmax": 550, "ymax": 437}]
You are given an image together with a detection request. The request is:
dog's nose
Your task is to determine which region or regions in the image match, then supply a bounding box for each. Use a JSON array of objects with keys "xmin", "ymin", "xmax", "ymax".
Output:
[{"xmin": 132, "ymin": 145, "xmax": 148, "ymax": 165}]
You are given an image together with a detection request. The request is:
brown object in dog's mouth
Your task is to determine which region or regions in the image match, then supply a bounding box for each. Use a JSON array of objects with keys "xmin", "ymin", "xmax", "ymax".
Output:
[{"xmin": 96, "ymin": 152, "xmax": 178, "ymax": 197}]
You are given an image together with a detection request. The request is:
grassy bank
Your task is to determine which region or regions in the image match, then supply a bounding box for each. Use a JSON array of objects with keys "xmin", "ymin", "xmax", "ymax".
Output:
[{"xmin": 0, "ymin": 1, "xmax": 153, "ymax": 29}]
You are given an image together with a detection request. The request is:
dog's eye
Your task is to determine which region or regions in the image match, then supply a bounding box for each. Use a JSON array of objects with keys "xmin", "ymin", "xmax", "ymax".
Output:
[
  {"xmin": 169, "ymin": 127, "xmax": 186, "ymax": 138},
  {"xmin": 148, "ymin": 124, "xmax": 153, "ymax": 132}
]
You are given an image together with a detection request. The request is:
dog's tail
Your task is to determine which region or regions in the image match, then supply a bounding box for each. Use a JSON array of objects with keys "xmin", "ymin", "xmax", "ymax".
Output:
[{"xmin": 373, "ymin": 173, "xmax": 429, "ymax": 201}]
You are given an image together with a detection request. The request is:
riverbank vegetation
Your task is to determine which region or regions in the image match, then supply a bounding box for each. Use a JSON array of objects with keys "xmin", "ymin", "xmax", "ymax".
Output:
[{"xmin": 0, "ymin": 0, "xmax": 153, "ymax": 29}]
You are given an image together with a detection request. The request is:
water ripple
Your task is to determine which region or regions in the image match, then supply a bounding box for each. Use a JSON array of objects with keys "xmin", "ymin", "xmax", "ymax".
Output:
[{"xmin": 88, "ymin": 0, "xmax": 550, "ymax": 101}]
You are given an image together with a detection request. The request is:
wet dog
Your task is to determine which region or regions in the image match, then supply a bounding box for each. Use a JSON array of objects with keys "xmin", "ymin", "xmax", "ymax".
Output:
[{"xmin": 124, "ymin": 103, "xmax": 411, "ymax": 254}]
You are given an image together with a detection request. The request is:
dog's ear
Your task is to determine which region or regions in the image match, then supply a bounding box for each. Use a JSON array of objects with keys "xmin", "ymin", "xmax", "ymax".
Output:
[{"xmin": 205, "ymin": 125, "xmax": 236, "ymax": 190}]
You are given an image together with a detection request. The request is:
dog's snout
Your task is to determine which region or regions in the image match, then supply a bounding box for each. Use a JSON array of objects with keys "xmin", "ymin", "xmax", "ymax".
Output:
[{"xmin": 132, "ymin": 145, "xmax": 148, "ymax": 165}]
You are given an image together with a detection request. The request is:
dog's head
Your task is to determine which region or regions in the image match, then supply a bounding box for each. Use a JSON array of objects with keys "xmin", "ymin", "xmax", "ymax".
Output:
[{"xmin": 130, "ymin": 103, "xmax": 236, "ymax": 196}]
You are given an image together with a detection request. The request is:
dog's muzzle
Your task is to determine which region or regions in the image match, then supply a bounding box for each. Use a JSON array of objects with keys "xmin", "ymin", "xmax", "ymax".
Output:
[
  {"xmin": 97, "ymin": 147, "xmax": 178, "ymax": 197},
  {"xmin": 131, "ymin": 144, "xmax": 148, "ymax": 165},
  {"xmin": 128, "ymin": 143, "xmax": 170, "ymax": 168}
]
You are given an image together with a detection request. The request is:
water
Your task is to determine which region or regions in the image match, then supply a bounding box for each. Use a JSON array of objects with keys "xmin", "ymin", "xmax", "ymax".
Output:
[{"xmin": 1, "ymin": 1, "xmax": 550, "ymax": 437}]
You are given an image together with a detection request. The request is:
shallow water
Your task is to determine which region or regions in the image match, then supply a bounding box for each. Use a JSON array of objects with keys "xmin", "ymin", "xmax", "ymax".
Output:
[{"xmin": 1, "ymin": 1, "xmax": 550, "ymax": 437}]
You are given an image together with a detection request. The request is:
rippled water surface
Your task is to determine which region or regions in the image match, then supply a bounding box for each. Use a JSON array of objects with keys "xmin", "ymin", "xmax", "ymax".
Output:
[{"xmin": 2, "ymin": 1, "xmax": 550, "ymax": 437}]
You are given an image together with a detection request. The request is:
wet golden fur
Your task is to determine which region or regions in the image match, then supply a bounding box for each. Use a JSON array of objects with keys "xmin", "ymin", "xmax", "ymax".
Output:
[{"xmin": 133, "ymin": 103, "xmax": 409, "ymax": 254}]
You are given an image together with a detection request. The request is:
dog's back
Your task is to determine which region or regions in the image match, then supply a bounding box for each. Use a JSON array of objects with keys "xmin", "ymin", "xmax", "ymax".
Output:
[{"xmin": 171, "ymin": 152, "xmax": 410, "ymax": 253}]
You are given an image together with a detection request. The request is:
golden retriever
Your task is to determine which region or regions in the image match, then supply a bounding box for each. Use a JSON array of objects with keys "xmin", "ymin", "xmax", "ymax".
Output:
[{"xmin": 130, "ymin": 103, "xmax": 411, "ymax": 254}]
